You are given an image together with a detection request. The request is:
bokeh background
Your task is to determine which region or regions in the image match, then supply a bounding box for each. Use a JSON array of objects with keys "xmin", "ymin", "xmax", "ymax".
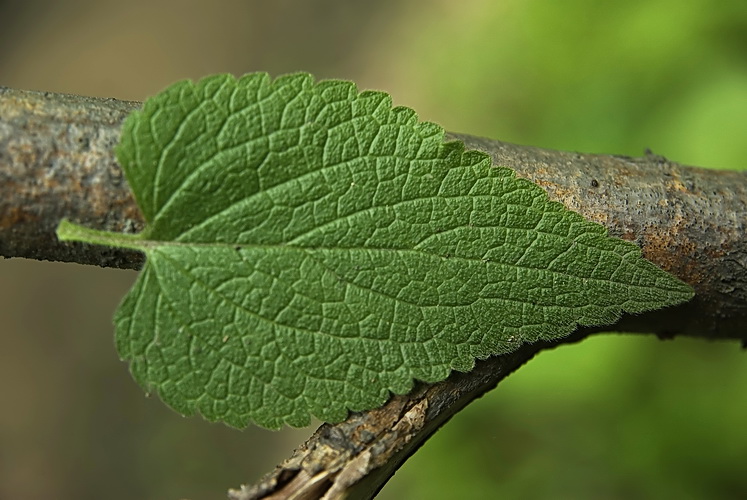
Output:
[{"xmin": 1, "ymin": 1, "xmax": 746, "ymax": 499}]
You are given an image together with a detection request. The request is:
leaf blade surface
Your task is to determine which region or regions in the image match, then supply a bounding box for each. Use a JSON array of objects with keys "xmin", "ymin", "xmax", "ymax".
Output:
[{"xmin": 57, "ymin": 73, "xmax": 694, "ymax": 428}]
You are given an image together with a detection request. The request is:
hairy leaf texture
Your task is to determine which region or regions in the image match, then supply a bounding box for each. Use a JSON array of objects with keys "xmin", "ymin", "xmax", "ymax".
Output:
[{"xmin": 57, "ymin": 73, "xmax": 693, "ymax": 428}]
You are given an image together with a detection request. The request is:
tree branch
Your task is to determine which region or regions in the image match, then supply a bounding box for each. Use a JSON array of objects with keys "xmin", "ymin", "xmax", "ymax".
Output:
[
  {"xmin": 2, "ymin": 86, "xmax": 745, "ymax": 499},
  {"xmin": 0, "ymin": 87, "xmax": 144, "ymax": 269}
]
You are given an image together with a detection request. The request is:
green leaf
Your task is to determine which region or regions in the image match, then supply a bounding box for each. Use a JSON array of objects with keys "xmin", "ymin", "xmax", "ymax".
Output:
[{"xmin": 56, "ymin": 73, "xmax": 694, "ymax": 429}]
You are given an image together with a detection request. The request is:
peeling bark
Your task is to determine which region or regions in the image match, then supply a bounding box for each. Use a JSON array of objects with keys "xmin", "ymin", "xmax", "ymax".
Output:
[{"xmin": 1, "ymin": 87, "xmax": 746, "ymax": 499}]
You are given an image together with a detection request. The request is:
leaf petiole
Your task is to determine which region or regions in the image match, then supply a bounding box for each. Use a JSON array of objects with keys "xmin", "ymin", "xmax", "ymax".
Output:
[{"xmin": 56, "ymin": 219, "xmax": 145, "ymax": 251}]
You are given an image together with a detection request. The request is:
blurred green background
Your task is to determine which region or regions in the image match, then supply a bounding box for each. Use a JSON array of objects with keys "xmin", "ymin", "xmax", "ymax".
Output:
[{"xmin": 1, "ymin": 1, "xmax": 746, "ymax": 499}]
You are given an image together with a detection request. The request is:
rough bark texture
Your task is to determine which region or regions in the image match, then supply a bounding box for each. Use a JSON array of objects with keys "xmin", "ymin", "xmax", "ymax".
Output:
[
  {"xmin": 0, "ymin": 87, "xmax": 145, "ymax": 269},
  {"xmin": 2, "ymin": 87, "xmax": 746, "ymax": 499}
]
